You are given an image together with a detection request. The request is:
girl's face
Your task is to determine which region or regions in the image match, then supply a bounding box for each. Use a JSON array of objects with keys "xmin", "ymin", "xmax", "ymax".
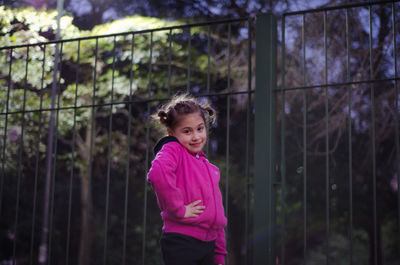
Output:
[{"xmin": 167, "ymin": 112, "xmax": 207, "ymax": 154}]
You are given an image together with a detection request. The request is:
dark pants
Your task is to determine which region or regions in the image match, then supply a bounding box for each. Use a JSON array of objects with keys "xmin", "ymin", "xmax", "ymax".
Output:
[{"xmin": 160, "ymin": 232, "xmax": 216, "ymax": 265}]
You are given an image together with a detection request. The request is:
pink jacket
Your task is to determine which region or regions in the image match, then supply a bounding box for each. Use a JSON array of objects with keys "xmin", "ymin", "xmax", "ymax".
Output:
[{"xmin": 147, "ymin": 137, "xmax": 227, "ymax": 264}]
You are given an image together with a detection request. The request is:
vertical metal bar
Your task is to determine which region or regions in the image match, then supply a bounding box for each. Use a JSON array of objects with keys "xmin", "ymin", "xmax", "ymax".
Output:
[
  {"xmin": 280, "ymin": 15, "xmax": 287, "ymax": 265},
  {"xmin": 245, "ymin": 18, "xmax": 252, "ymax": 265},
  {"xmin": 66, "ymin": 40, "xmax": 81, "ymax": 265},
  {"xmin": 393, "ymin": 2, "xmax": 400, "ymax": 258},
  {"xmin": 368, "ymin": 6, "xmax": 378, "ymax": 265},
  {"xmin": 48, "ymin": 42, "xmax": 64, "ymax": 265},
  {"xmin": 323, "ymin": 11, "xmax": 330, "ymax": 265},
  {"xmin": 39, "ymin": 0, "xmax": 64, "ymax": 257},
  {"xmin": 13, "ymin": 46, "xmax": 29, "ymax": 265},
  {"xmin": 0, "ymin": 49, "xmax": 13, "ymax": 217},
  {"xmin": 254, "ymin": 13, "xmax": 277, "ymax": 265},
  {"xmin": 224, "ymin": 23, "xmax": 232, "ymax": 264},
  {"xmin": 39, "ymin": 38, "xmax": 61, "ymax": 265},
  {"xmin": 122, "ymin": 33, "xmax": 135, "ymax": 265},
  {"xmin": 83, "ymin": 37, "xmax": 99, "ymax": 265},
  {"xmin": 142, "ymin": 31, "xmax": 153, "ymax": 265},
  {"xmin": 142, "ymin": 102, "xmax": 151, "ymax": 265},
  {"xmin": 225, "ymin": 23, "xmax": 231, "ymax": 240},
  {"xmin": 205, "ymin": 25, "xmax": 211, "ymax": 155},
  {"xmin": 29, "ymin": 45, "xmax": 46, "ymax": 265},
  {"xmin": 207, "ymin": 25, "xmax": 211, "ymax": 94},
  {"xmin": 346, "ymin": 8, "xmax": 354, "ymax": 265},
  {"xmin": 187, "ymin": 27, "xmax": 191, "ymax": 93},
  {"xmin": 103, "ymin": 36, "xmax": 117, "ymax": 265},
  {"xmin": 268, "ymin": 15, "xmax": 278, "ymax": 265},
  {"xmin": 47, "ymin": 12, "xmax": 64, "ymax": 264},
  {"xmin": 302, "ymin": 13, "xmax": 308, "ymax": 261},
  {"xmin": 147, "ymin": 32, "xmax": 153, "ymax": 98},
  {"xmin": 168, "ymin": 29, "xmax": 172, "ymax": 96}
]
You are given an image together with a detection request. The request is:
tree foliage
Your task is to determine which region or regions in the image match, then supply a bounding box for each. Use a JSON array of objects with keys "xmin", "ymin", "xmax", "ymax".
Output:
[
  {"xmin": 0, "ymin": 7, "xmax": 234, "ymax": 265},
  {"xmin": 0, "ymin": 1, "xmax": 399, "ymax": 265}
]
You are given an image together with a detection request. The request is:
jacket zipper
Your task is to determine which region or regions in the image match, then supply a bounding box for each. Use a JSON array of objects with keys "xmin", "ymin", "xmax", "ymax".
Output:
[{"xmin": 203, "ymin": 159, "xmax": 218, "ymax": 241}]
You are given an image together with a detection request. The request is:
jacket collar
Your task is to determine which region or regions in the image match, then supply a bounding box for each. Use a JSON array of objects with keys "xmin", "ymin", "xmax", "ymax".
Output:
[
  {"xmin": 153, "ymin": 135, "xmax": 207, "ymax": 159},
  {"xmin": 153, "ymin": 136, "xmax": 179, "ymax": 156},
  {"xmin": 196, "ymin": 151, "xmax": 206, "ymax": 158}
]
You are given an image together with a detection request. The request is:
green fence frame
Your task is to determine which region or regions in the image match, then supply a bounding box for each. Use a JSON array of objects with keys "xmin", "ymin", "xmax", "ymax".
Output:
[
  {"xmin": 255, "ymin": 1, "xmax": 400, "ymax": 265},
  {"xmin": 254, "ymin": 12, "xmax": 277, "ymax": 265},
  {"xmin": 1, "ymin": 1, "xmax": 400, "ymax": 264}
]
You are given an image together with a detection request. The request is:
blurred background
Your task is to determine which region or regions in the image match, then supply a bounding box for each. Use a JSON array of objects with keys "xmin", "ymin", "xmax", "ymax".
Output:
[{"xmin": 0, "ymin": 0, "xmax": 399, "ymax": 265}]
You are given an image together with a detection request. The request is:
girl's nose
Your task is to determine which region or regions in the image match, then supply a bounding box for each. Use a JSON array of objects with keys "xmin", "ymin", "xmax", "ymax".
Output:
[{"xmin": 192, "ymin": 132, "xmax": 200, "ymax": 140}]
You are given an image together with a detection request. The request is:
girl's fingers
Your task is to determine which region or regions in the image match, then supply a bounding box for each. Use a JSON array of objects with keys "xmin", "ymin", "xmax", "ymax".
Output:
[
  {"xmin": 189, "ymin": 210, "xmax": 199, "ymax": 217},
  {"xmin": 189, "ymin": 200, "xmax": 202, "ymax": 206},
  {"xmin": 184, "ymin": 201, "xmax": 205, "ymax": 218}
]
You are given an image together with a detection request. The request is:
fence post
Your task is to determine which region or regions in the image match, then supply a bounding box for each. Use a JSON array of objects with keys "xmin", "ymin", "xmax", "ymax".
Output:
[{"xmin": 254, "ymin": 13, "xmax": 277, "ymax": 265}]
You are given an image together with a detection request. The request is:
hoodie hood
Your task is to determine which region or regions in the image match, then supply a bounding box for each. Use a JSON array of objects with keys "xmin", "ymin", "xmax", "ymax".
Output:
[{"xmin": 153, "ymin": 136, "xmax": 179, "ymax": 156}]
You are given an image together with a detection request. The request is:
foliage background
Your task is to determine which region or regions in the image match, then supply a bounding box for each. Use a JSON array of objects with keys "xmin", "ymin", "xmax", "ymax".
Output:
[{"xmin": 0, "ymin": 1, "xmax": 399, "ymax": 265}]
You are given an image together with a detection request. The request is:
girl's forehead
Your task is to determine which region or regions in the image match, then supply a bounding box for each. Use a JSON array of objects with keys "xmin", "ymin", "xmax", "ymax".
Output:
[{"xmin": 175, "ymin": 112, "xmax": 204, "ymax": 127}]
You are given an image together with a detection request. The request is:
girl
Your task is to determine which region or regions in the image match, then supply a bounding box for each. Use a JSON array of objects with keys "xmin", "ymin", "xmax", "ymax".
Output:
[{"xmin": 147, "ymin": 94, "xmax": 227, "ymax": 265}]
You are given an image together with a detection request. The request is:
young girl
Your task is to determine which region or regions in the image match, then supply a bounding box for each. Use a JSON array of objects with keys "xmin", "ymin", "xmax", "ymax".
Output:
[{"xmin": 147, "ymin": 94, "xmax": 227, "ymax": 265}]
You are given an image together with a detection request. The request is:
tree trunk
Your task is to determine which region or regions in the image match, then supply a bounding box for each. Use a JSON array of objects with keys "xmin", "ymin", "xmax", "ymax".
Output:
[
  {"xmin": 78, "ymin": 173, "xmax": 93, "ymax": 265},
  {"xmin": 77, "ymin": 124, "xmax": 94, "ymax": 265}
]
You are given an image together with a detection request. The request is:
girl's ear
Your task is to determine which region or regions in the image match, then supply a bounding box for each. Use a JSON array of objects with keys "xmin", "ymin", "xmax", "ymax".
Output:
[{"xmin": 167, "ymin": 128, "xmax": 174, "ymax": 136}]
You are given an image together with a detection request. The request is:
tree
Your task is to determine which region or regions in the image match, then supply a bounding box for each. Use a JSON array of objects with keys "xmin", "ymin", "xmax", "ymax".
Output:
[
  {"xmin": 0, "ymin": 7, "xmax": 224, "ymax": 264},
  {"xmin": 1, "ymin": 1, "xmax": 399, "ymax": 265},
  {"xmin": 278, "ymin": 4, "xmax": 399, "ymax": 264}
]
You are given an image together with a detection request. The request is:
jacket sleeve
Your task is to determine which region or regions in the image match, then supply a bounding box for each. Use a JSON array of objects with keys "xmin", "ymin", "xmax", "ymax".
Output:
[
  {"xmin": 147, "ymin": 143, "xmax": 186, "ymax": 219},
  {"xmin": 214, "ymin": 227, "xmax": 227, "ymax": 265}
]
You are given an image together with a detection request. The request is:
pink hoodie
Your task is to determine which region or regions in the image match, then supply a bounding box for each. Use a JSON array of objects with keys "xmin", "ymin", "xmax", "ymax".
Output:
[{"xmin": 147, "ymin": 139, "xmax": 227, "ymax": 265}]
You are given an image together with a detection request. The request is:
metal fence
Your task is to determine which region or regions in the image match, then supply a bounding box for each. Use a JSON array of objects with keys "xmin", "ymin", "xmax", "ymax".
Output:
[
  {"xmin": 0, "ymin": 16, "xmax": 254, "ymax": 265},
  {"xmin": 1, "ymin": 1, "xmax": 400, "ymax": 265},
  {"xmin": 254, "ymin": 1, "xmax": 400, "ymax": 265}
]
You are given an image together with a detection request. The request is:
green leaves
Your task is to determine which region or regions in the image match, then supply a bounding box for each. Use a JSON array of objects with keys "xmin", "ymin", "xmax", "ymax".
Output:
[{"xmin": 0, "ymin": 7, "xmax": 216, "ymax": 176}]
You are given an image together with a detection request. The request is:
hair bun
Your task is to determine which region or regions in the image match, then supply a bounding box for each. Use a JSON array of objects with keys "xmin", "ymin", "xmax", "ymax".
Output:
[
  {"xmin": 158, "ymin": 110, "xmax": 168, "ymax": 124},
  {"xmin": 205, "ymin": 107, "xmax": 214, "ymax": 117}
]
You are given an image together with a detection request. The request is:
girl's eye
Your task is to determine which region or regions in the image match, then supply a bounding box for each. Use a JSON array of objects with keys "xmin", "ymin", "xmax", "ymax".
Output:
[
  {"xmin": 183, "ymin": 129, "xmax": 190, "ymax": 134},
  {"xmin": 198, "ymin": 127, "xmax": 204, "ymax": 132}
]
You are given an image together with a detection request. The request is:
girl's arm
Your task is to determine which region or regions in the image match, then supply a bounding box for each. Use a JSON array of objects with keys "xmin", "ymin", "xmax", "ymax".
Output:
[
  {"xmin": 214, "ymin": 228, "xmax": 227, "ymax": 265},
  {"xmin": 147, "ymin": 143, "xmax": 186, "ymax": 218}
]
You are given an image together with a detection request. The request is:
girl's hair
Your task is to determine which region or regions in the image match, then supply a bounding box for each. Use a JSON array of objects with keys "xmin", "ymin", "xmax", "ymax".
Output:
[{"xmin": 153, "ymin": 93, "xmax": 216, "ymax": 130}]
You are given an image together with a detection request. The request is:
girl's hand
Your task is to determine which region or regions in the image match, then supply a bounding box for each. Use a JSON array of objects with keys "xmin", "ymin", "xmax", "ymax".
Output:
[{"xmin": 184, "ymin": 200, "xmax": 205, "ymax": 218}]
